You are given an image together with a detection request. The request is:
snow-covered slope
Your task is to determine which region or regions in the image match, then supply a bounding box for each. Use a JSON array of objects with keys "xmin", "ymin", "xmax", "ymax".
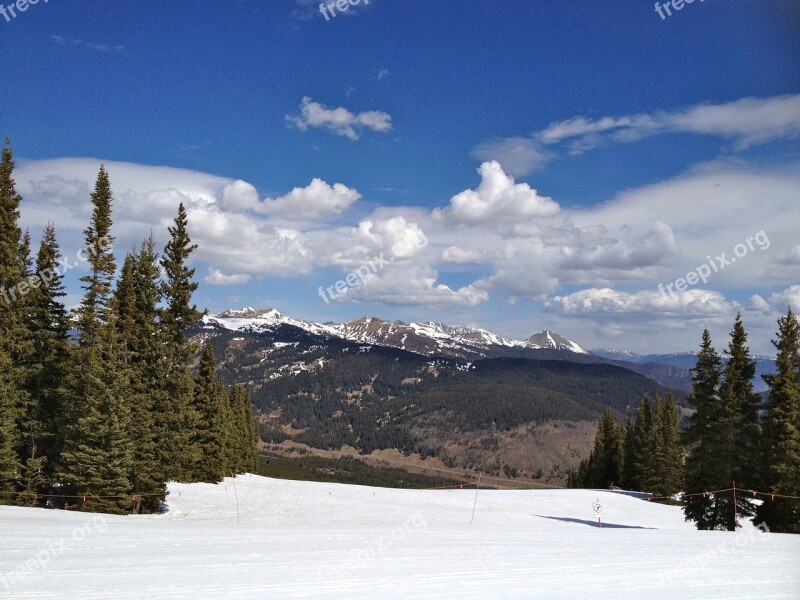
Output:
[
  {"xmin": 2, "ymin": 475, "xmax": 798, "ymax": 598},
  {"xmin": 203, "ymin": 307, "xmax": 340, "ymax": 338},
  {"xmin": 203, "ymin": 308, "xmax": 588, "ymax": 358}
]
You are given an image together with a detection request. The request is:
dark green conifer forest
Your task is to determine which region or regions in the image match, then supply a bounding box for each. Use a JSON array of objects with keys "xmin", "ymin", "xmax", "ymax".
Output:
[
  {"xmin": 0, "ymin": 139, "xmax": 258, "ymax": 514},
  {"xmin": 570, "ymin": 312, "xmax": 800, "ymax": 533}
]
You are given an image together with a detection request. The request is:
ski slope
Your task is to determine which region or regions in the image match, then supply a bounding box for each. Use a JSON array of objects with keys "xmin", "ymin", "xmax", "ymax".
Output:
[{"xmin": 2, "ymin": 475, "xmax": 798, "ymax": 599}]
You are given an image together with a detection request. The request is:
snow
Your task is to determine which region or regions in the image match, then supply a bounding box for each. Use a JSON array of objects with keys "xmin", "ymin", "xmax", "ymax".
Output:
[{"xmin": 2, "ymin": 475, "xmax": 798, "ymax": 598}]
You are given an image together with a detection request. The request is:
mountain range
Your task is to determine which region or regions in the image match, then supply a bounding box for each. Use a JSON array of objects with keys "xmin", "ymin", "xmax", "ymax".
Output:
[
  {"xmin": 203, "ymin": 308, "xmax": 775, "ymax": 392},
  {"xmin": 206, "ymin": 307, "xmax": 588, "ymax": 359}
]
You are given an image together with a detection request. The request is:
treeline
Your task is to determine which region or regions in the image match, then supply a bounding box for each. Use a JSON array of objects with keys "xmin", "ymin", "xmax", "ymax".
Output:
[
  {"xmin": 569, "ymin": 313, "xmax": 800, "ymax": 534},
  {"xmin": 567, "ymin": 394, "xmax": 682, "ymax": 499},
  {"xmin": 0, "ymin": 139, "xmax": 258, "ymax": 514}
]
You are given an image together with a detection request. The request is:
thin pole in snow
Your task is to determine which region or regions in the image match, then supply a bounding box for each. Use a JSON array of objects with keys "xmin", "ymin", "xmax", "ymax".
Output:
[
  {"xmin": 231, "ymin": 472, "xmax": 241, "ymax": 525},
  {"xmin": 732, "ymin": 480, "xmax": 737, "ymax": 531},
  {"xmin": 471, "ymin": 473, "xmax": 481, "ymax": 525}
]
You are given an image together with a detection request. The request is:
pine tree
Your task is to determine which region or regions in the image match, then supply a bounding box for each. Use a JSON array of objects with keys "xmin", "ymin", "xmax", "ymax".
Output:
[
  {"xmin": 684, "ymin": 319, "xmax": 760, "ymax": 530},
  {"xmin": 684, "ymin": 329, "xmax": 724, "ymax": 528},
  {"xmin": 19, "ymin": 225, "xmax": 71, "ymax": 504},
  {"xmin": 59, "ymin": 167, "xmax": 133, "ymax": 514},
  {"xmin": 653, "ymin": 392, "xmax": 683, "ymax": 498},
  {"xmin": 631, "ymin": 397, "xmax": 657, "ymax": 492},
  {"xmin": 593, "ymin": 408, "xmax": 624, "ymax": 488},
  {"xmin": 721, "ymin": 313, "xmax": 761, "ymax": 525},
  {"xmin": 574, "ymin": 408, "xmax": 624, "ymax": 489},
  {"xmin": 189, "ymin": 344, "xmax": 226, "ymax": 482},
  {"xmin": 159, "ymin": 203, "xmax": 205, "ymax": 481},
  {"xmin": 230, "ymin": 384, "xmax": 258, "ymax": 473},
  {"xmin": 0, "ymin": 138, "xmax": 30, "ymax": 502},
  {"xmin": 113, "ymin": 241, "xmax": 167, "ymax": 513},
  {"xmin": 757, "ymin": 308, "xmax": 800, "ymax": 533}
]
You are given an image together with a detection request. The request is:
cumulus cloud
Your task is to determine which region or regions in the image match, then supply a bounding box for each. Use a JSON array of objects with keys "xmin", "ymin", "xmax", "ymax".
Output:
[
  {"xmin": 13, "ymin": 153, "xmax": 799, "ymax": 327},
  {"xmin": 331, "ymin": 263, "xmax": 488, "ymax": 308},
  {"xmin": 750, "ymin": 285, "xmax": 800, "ymax": 315},
  {"xmin": 286, "ymin": 97, "xmax": 393, "ymax": 141},
  {"xmin": 220, "ymin": 178, "xmax": 360, "ymax": 220},
  {"xmin": 546, "ymin": 287, "xmax": 738, "ymax": 319},
  {"xmin": 434, "ymin": 161, "xmax": 560, "ymax": 226}
]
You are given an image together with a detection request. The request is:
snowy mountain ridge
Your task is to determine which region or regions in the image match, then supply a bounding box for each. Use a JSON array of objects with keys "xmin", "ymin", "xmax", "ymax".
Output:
[{"xmin": 203, "ymin": 308, "xmax": 589, "ymax": 357}]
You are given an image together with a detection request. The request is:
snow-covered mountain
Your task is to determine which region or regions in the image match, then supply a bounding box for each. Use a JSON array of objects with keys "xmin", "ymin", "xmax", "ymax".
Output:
[
  {"xmin": 202, "ymin": 308, "xmax": 588, "ymax": 358},
  {"xmin": 524, "ymin": 330, "xmax": 588, "ymax": 354}
]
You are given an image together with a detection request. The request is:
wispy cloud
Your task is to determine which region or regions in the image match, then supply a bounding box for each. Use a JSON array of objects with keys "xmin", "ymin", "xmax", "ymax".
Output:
[
  {"xmin": 50, "ymin": 35, "xmax": 124, "ymax": 52},
  {"xmin": 286, "ymin": 96, "xmax": 393, "ymax": 141},
  {"xmin": 473, "ymin": 95, "xmax": 800, "ymax": 176}
]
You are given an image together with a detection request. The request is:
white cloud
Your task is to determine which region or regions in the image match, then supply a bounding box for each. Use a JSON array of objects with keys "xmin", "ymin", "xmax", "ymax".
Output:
[
  {"xmin": 260, "ymin": 179, "xmax": 361, "ymax": 220},
  {"xmin": 204, "ymin": 268, "xmax": 253, "ymax": 286},
  {"xmin": 474, "ymin": 95, "xmax": 800, "ymax": 175},
  {"xmin": 750, "ymin": 285, "xmax": 800, "ymax": 315},
  {"xmin": 332, "ymin": 263, "xmax": 488, "ymax": 308},
  {"xmin": 433, "ymin": 161, "xmax": 560, "ymax": 226},
  {"xmin": 441, "ymin": 246, "xmax": 486, "ymax": 264},
  {"xmin": 14, "ymin": 154, "xmax": 799, "ymax": 332},
  {"xmin": 546, "ymin": 287, "xmax": 738, "ymax": 319},
  {"xmin": 220, "ymin": 178, "xmax": 360, "ymax": 220},
  {"xmin": 540, "ymin": 95, "xmax": 800, "ymax": 153},
  {"xmin": 286, "ymin": 97, "xmax": 393, "ymax": 141},
  {"xmin": 470, "ymin": 137, "xmax": 552, "ymax": 176}
]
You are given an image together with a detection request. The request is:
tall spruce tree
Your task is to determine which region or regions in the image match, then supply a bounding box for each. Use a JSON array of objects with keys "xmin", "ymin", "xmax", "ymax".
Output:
[
  {"xmin": 159, "ymin": 203, "xmax": 205, "ymax": 481},
  {"xmin": 653, "ymin": 392, "xmax": 683, "ymax": 498},
  {"xmin": 113, "ymin": 242, "xmax": 167, "ymax": 513},
  {"xmin": 19, "ymin": 225, "xmax": 71, "ymax": 503},
  {"xmin": 0, "ymin": 138, "xmax": 30, "ymax": 502},
  {"xmin": 189, "ymin": 344, "xmax": 227, "ymax": 482},
  {"xmin": 720, "ymin": 314, "xmax": 761, "ymax": 525},
  {"xmin": 59, "ymin": 167, "xmax": 133, "ymax": 514},
  {"xmin": 757, "ymin": 308, "xmax": 800, "ymax": 533},
  {"xmin": 631, "ymin": 397, "xmax": 658, "ymax": 492}
]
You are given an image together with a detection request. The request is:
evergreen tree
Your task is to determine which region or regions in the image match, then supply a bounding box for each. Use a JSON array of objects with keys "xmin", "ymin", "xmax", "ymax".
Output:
[
  {"xmin": 757, "ymin": 308, "xmax": 800, "ymax": 533},
  {"xmin": 684, "ymin": 319, "xmax": 760, "ymax": 530},
  {"xmin": 59, "ymin": 167, "xmax": 133, "ymax": 514},
  {"xmin": 75, "ymin": 166, "xmax": 116, "ymax": 347},
  {"xmin": 684, "ymin": 329, "xmax": 724, "ymax": 528},
  {"xmin": 590, "ymin": 408, "xmax": 624, "ymax": 488},
  {"xmin": 631, "ymin": 397, "xmax": 657, "ymax": 492},
  {"xmin": 653, "ymin": 392, "xmax": 683, "ymax": 498},
  {"xmin": 158, "ymin": 203, "xmax": 205, "ymax": 481},
  {"xmin": 0, "ymin": 138, "xmax": 29, "ymax": 502},
  {"xmin": 189, "ymin": 344, "xmax": 227, "ymax": 482},
  {"xmin": 622, "ymin": 409, "xmax": 639, "ymax": 490},
  {"xmin": 720, "ymin": 314, "xmax": 761, "ymax": 524},
  {"xmin": 113, "ymin": 241, "xmax": 167, "ymax": 513},
  {"xmin": 230, "ymin": 384, "xmax": 258, "ymax": 473},
  {"xmin": 19, "ymin": 225, "xmax": 71, "ymax": 503}
]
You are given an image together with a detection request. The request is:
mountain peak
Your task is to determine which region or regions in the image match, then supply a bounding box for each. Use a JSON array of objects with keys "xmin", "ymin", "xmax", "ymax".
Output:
[{"xmin": 524, "ymin": 330, "xmax": 588, "ymax": 354}]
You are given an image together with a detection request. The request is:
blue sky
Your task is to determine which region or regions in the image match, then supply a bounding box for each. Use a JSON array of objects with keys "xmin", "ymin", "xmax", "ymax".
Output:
[{"xmin": 1, "ymin": 0, "xmax": 799, "ymax": 353}]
